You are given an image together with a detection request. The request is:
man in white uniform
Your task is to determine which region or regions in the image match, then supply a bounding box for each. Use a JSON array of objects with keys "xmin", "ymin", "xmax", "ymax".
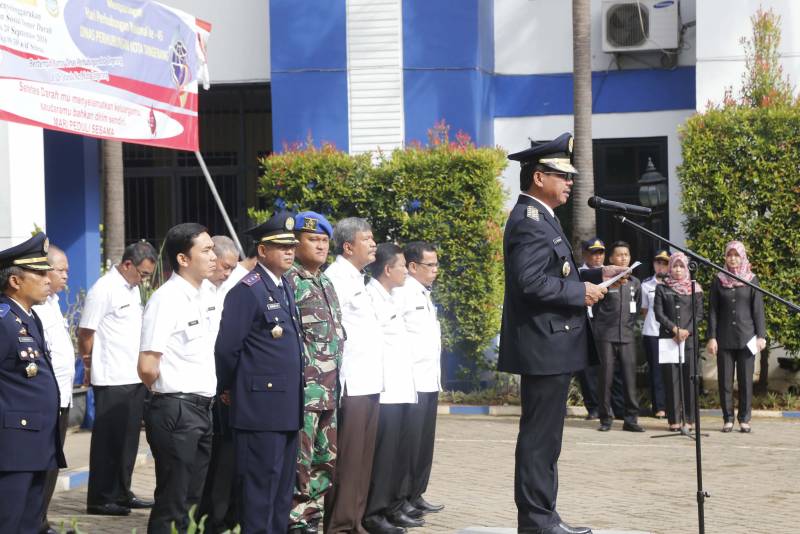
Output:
[
  {"xmin": 79, "ymin": 241, "xmax": 157, "ymax": 516},
  {"xmin": 324, "ymin": 217, "xmax": 383, "ymax": 534},
  {"xmin": 34, "ymin": 245, "xmax": 75, "ymax": 534},
  {"xmin": 396, "ymin": 241, "xmax": 444, "ymax": 516},
  {"xmin": 138, "ymin": 223, "xmax": 218, "ymax": 534}
]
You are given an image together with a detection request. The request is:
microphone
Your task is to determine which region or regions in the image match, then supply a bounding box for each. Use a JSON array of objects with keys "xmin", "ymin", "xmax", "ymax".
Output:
[{"xmin": 588, "ymin": 196, "xmax": 652, "ymax": 217}]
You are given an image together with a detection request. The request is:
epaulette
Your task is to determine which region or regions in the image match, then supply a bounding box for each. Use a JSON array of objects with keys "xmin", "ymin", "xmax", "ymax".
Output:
[
  {"xmin": 0, "ymin": 303, "xmax": 8, "ymax": 318},
  {"xmin": 526, "ymin": 205, "xmax": 540, "ymax": 221},
  {"xmin": 241, "ymin": 271, "xmax": 261, "ymax": 287}
]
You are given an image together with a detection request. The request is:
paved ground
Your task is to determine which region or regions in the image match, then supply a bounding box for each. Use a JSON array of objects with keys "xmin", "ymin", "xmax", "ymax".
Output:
[{"xmin": 48, "ymin": 414, "xmax": 800, "ymax": 533}]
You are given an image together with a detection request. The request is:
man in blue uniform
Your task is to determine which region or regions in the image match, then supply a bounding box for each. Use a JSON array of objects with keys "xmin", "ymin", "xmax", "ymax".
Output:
[
  {"xmin": 0, "ymin": 233, "xmax": 66, "ymax": 533},
  {"xmin": 499, "ymin": 134, "xmax": 625, "ymax": 534},
  {"xmin": 215, "ymin": 212, "xmax": 304, "ymax": 534}
]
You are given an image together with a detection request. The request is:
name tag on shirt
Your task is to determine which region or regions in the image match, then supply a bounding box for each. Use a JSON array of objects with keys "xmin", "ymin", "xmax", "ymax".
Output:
[
  {"xmin": 267, "ymin": 303, "xmax": 281, "ymax": 310},
  {"xmin": 415, "ymin": 305, "xmax": 425, "ymax": 310},
  {"xmin": 630, "ymin": 301, "xmax": 637, "ymax": 314}
]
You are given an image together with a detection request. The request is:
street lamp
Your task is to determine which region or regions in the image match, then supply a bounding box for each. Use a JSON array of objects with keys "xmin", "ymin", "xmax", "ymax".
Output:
[{"xmin": 637, "ymin": 158, "xmax": 668, "ymax": 209}]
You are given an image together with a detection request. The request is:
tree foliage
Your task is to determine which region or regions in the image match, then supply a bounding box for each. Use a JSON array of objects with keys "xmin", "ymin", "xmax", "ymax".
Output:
[{"xmin": 250, "ymin": 122, "xmax": 508, "ymax": 366}]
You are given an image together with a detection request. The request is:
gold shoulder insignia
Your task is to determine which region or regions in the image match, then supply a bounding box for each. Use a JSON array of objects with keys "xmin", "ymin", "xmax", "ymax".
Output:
[{"xmin": 526, "ymin": 206, "xmax": 540, "ymax": 221}]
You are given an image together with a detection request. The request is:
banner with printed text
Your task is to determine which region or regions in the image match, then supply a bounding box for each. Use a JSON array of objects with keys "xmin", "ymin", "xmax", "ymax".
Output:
[{"xmin": 0, "ymin": 0, "xmax": 211, "ymax": 150}]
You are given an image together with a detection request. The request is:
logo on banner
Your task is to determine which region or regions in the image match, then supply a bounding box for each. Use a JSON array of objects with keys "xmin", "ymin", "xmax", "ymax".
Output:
[
  {"xmin": 45, "ymin": 0, "xmax": 59, "ymax": 17},
  {"xmin": 170, "ymin": 40, "xmax": 191, "ymax": 107},
  {"xmin": 148, "ymin": 106, "xmax": 157, "ymax": 136}
]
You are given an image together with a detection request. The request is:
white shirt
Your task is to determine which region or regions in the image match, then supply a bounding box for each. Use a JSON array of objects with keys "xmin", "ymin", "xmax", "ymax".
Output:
[
  {"xmin": 34, "ymin": 294, "xmax": 75, "ymax": 407},
  {"xmin": 395, "ymin": 276, "xmax": 442, "ymax": 392},
  {"xmin": 140, "ymin": 273, "xmax": 218, "ymax": 397},
  {"xmin": 640, "ymin": 275, "xmax": 662, "ymax": 337},
  {"xmin": 218, "ymin": 263, "xmax": 250, "ymax": 299},
  {"xmin": 367, "ymin": 279, "xmax": 416, "ymax": 404},
  {"xmin": 79, "ymin": 267, "xmax": 143, "ymax": 386},
  {"xmin": 325, "ymin": 255, "xmax": 384, "ymax": 396}
]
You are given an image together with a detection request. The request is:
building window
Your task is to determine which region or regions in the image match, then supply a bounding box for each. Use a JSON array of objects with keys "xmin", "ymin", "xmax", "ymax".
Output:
[{"xmin": 123, "ymin": 83, "xmax": 271, "ymax": 247}]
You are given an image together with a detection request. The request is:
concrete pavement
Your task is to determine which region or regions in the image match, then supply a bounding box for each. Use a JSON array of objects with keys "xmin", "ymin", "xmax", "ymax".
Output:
[{"xmin": 47, "ymin": 414, "xmax": 800, "ymax": 533}]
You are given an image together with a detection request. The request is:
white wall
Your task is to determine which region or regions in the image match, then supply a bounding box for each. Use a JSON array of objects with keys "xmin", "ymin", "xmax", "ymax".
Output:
[
  {"xmin": 159, "ymin": 0, "xmax": 270, "ymax": 84},
  {"xmin": 495, "ymin": 0, "xmax": 696, "ymax": 75},
  {"xmin": 495, "ymin": 109, "xmax": 694, "ymax": 245},
  {"xmin": 0, "ymin": 123, "xmax": 46, "ymax": 248},
  {"xmin": 696, "ymin": 0, "xmax": 800, "ymax": 109}
]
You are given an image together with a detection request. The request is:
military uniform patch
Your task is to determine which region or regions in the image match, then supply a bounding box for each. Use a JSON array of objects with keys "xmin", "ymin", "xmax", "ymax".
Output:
[
  {"xmin": 526, "ymin": 206, "xmax": 540, "ymax": 221},
  {"xmin": 561, "ymin": 261, "xmax": 571, "ymax": 278},
  {"xmin": 242, "ymin": 272, "xmax": 261, "ymax": 286}
]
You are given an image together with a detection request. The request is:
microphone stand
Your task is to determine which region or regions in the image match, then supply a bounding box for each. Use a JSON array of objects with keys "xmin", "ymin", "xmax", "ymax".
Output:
[{"xmin": 612, "ymin": 214, "xmax": 800, "ymax": 534}]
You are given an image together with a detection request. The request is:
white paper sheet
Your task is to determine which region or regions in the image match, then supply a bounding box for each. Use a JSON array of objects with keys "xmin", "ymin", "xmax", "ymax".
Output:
[
  {"xmin": 747, "ymin": 335, "xmax": 759, "ymax": 355},
  {"xmin": 599, "ymin": 261, "xmax": 642, "ymax": 289},
  {"xmin": 659, "ymin": 338, "xmax": 685, "ymax": 364}
]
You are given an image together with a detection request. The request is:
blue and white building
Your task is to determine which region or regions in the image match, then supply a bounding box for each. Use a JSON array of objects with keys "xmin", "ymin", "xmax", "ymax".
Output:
[{"xmin": 1, "ymin": 0, "xmax": 797, "ymax": 299}]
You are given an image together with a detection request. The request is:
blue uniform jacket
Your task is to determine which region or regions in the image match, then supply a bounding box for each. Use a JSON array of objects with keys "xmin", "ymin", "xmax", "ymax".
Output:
[
  {"xmin": 215, "ymin": 268, "xmax": 304, "ymax": 432},
  {"xmin": 0, "ymin": 295, "xmax": 66, "ymax": 471},
  {"xmin": 499, "ymin": 195, "xmax": 602, "ymax": 376}
]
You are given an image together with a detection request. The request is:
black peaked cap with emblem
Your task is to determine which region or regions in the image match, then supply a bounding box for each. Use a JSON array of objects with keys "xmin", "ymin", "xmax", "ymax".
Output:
[
  {"xmin": 0, "ymin": 232, "xmax": 52, "ymax": 271},
  {"xmin": 508, "ymin": 132, "xmax": 579, "ymax": 174},
  {"xmin": 246, "ymin": 211, "xmax": 300, "ymax": 245}
]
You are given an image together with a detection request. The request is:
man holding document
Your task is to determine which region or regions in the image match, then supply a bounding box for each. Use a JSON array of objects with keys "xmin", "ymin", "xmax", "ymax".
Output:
[
  {"xmin": 499, "ymin": 133, "xmax": 628, "ymax": 534},
  {"xmin": 654, "ymin": 252, "xmax": 704, "ymax": 432}
]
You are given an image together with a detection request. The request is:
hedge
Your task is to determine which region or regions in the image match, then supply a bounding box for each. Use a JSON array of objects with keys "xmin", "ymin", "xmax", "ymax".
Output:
[
  {"xmin": 678, "ymin": 106, "xmax": 800, "ymax": 354},
  {"xmin": 250, "ymin": 124, "xmax": 508, "ymax": 368}
]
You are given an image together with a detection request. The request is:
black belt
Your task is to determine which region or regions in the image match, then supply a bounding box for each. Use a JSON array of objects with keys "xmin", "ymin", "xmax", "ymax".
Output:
[{"xmin": 154, "ymin": 392, "xmax": 214, "ymax": 408}]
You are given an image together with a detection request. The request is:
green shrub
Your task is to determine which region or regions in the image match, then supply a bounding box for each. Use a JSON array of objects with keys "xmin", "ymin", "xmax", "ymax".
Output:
[
  {"xmin": 678, "ymin": 106, "xmax": 800, "ymax": 354},
  {"xmin": 250, "ymin": 123, "xmax": 507, "ymax": 371}
]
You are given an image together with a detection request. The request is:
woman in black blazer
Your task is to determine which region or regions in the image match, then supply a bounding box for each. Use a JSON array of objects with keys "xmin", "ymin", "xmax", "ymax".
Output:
[
  {"xmin": 654, "ymin": 252, "xmax": 704, "ymax": 431},
  {"xmin": 706, "ymin": 241, "xmax": 766, "ymax": 433}
]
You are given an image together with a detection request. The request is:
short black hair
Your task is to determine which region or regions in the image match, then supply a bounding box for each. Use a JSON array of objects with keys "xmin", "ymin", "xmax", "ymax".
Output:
[
  {"xmin": 520, "ymin": 163, "xmax": 550, "ymax": 191},
  {"xmin": 0, "ymin": 266, "xmax": 24, "ymax": 292},
  {"xmin": 609, "ymin": 240, "xmax": 631, "ymax": 255},
  {"xmin": 403, "ymin": 241, "xmax": 437, "ymax": 265},
  {"xmin": 122, "ymin": 241, "xmax": 157, "ymax": 266},
  {"xmin": 367, "ymin": 242, "xmax": 403, "ymax": 279},
  {"xmin": 164, "ymin": 223, "xmax": 208, "ymax": 273}
]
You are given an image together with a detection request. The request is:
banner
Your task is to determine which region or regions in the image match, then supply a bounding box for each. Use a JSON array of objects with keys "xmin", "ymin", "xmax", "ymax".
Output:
[{"xmin": 0, "ymin": 0, "xmax": 211, "ymax": 151}]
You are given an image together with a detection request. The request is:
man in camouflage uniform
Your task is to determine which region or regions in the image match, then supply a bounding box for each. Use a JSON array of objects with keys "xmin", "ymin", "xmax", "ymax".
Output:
[{"xmin": 285, "ymin": 211, "xmax": 344, "ymax": 534}]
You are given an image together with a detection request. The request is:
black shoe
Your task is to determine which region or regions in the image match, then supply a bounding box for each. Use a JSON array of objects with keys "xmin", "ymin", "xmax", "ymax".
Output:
[
  {"xmin": 304, "ymin": 519, "xmax": 320, "ymax": 534},
  {"xmin": 536, "ymin": 522, "xmax": 593, "ymax": 534},
  {"xmin": 622, "ymin": 422, "xmax": 645, "ymax": 432},
  {"xmin": 597, "ymin": 422, "xmax": 611, "ymax": 432},
  {"xmin": 386, "ymin": 510, "xmax": 424, "ymax": 528},
  {"xmin": 411, "ymin": 496, "xmax": 444, "ymax": 513},
  {"xmin": 363, "ymin": 514, "xmax": 406, "ymax": 534},
  {"xmin": 584, "ymin": 411, "xmax": 599, "ymax": 421},
  {"xmin": 118, "ymin": 496, "xmax": 154, "ymax": 509},
  {"xmin": 400, "ymin": 501, "xmax": 424, "ymax": 519},
  {"xmin": 87, "ymin": 503, "xmax": 131, "ymax": 516}
]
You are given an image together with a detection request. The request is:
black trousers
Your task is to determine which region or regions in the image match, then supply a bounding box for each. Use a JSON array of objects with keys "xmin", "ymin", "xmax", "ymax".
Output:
[
  {"xmin": 197, "ymin": 433, "xmax": 236, "ymax": 533},
  {"xmin": 234, "ymin": 429, "xmax": 298, "ymax": 534},
  {"xmin": 661, "ymin": 348, "xmax": 696, "ymax": 425},
  {"xmin": 403, "ymin": 391, "xmax": 438, "ymax": 502},
  {"xmin": 87, "ymin": 383, "xmax": 147, "ymax": 507},
  {"xmin": 0, "ymin": 471, "xmax": 47, "ymax": 534},
  {"xmin": 145, "ymin": 394, "xmax": 213, "ymax": 534},
  {"xmin": 597, "ymin": 341, "xmax": 639, "ymax": 425},
  {"xmin": 366, "ymin": 403, "xmax": 410, "ymax": 518},
  {"xmin": 575, "ymin": 364, "xmax": 625, "ymax": 417},
  {"xmin": 516, "ymin": 373, "xmax": 571, "ymax": 531},
  {"xmin": 643, "ymin": 335, "xmax": 666, "ymax": 414},
  {"xmin": 41, "ymin": 406, "xmax": 70, "ymax": 530},
  {"xmin": 717, "ymin": 348, "xmax": 755, "ymax": 423}
]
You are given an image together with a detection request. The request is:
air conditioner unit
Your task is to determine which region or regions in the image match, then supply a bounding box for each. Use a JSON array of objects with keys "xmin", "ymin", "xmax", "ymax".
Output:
[{"xmin": 601, "ymin": 0, "xmax": 679, "ymax": 53}]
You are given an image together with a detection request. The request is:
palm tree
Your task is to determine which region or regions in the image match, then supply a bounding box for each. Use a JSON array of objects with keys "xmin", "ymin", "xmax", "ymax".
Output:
[
  {"xmin": 571, "ymin": 0, "xmax": 596, "ymax": 251},
  {"xmin": 102, "ymin": 140, "xmax": 125, "ymax": 265}
]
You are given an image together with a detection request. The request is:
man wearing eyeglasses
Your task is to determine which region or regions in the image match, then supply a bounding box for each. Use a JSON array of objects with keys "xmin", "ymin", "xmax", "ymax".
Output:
[
  {"xmin": 79, "ymin": 240, "xmax": 157, "ymax": 516},
  {"xmin": 500, "ymin": 133, "xmax": 627, "ymax": 534}
]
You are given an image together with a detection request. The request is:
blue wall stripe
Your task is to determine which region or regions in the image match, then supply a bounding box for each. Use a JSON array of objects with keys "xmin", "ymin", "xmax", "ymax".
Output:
[
  {"xmin": 43, "ymin": 131, "xmax": 101, "ymax": 301},
  {"xmin": 403, "ymin": 0, "xmax": 494, "ymax": 147},
  {"xmin": 269, "ymin": 0, "xmax": 349, "ymax": 152},
  {"xmin": 494, "ymin": 66, "xmax": 696, "ymax": 117}
]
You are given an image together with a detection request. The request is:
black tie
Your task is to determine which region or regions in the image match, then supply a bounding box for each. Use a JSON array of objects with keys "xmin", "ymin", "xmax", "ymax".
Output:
[{"xmin": 277, "ymin": 284, "xmax": 289, "ymax": 308}]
